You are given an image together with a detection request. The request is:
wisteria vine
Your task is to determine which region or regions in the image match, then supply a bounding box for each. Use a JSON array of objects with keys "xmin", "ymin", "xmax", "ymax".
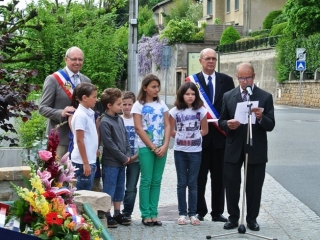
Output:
[{"xmin": 138, "ymin": 34, "xmax": 168, "ymax": 76}]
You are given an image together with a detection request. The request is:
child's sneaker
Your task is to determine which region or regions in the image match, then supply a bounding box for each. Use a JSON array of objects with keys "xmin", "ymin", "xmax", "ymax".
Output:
[
  {"xmin": 114, "ymin": 213, "xmax": 131, "ymax": 225},
  {"xmin": 123, "ymin": 212, "xmax": 132, "ymax": 220},
  {"xmin": 107, "ymin": 216, "xmax": 118, "ymax": 228}
]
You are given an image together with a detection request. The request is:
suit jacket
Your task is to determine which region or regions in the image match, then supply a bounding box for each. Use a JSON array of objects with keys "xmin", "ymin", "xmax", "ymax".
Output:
[
  {"xmin": 218, "ymin": 85, "xmax": 275, "ymax": 164},
  {"xmin": 39, "ymin": 68, "xmax": 91, "ymax": 146},
  {"xmin": 195, "ymin": 71, "xmax": 235, "ymax": 149}
]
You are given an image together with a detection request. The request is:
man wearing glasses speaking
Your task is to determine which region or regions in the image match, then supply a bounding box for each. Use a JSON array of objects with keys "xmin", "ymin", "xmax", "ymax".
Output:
[
  {"xmin": 186, "ymin": 48, "xmax": 234, "ymax": 223},
  {"xmin": 39, "ymin": 46, "xmax": 91, "ymax": 158},
  {"xmin": 218, "ymin": 62, "xmax": 275, "ymax": 231}
]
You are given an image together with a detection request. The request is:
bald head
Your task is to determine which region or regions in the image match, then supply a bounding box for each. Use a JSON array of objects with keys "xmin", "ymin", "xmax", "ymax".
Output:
[{"xmin": 199, "ymin": 48, "xmax": 217, "ymax": 75}]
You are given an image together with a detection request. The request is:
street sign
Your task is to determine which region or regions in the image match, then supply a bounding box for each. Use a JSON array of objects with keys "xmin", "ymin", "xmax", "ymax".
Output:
[
  {"xmin": 161, "ymin": 46, "xmax": 171, "ymax": 68},
  {"xmin": 296, "ymin": 60, "xmax": 306, "ymax": 71},
  {"xmin": 296, "ymin": 48, "xmax": 306, "ymax": 61}
]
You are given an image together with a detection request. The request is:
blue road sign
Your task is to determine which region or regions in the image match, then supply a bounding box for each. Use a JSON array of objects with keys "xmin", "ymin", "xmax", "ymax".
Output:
[{"xmin": 296, "ymin": 61, "xmax": 306, "ymax": 71}]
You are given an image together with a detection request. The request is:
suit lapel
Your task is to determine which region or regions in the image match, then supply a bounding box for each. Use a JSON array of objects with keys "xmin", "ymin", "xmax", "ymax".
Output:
[
  {"xmin": 214, "ymin": 72, "xmax": 222, "ymax": 104},
  {"xmin": 198, "ymin": 72, "xmax": 210, "ymax": 99}
]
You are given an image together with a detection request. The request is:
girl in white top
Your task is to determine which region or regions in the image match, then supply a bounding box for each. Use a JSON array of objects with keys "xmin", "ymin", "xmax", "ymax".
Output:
[
  {"xmin": 131, "ymin": 74, "xmax": 170, "ymax": 227},
  {"xmin": 71, "ymin": 83, "xmax": 98, "ymax": 191},
  {"xmin": 169, "ymin": 81, "xmax": 208, "ymax": 226}
]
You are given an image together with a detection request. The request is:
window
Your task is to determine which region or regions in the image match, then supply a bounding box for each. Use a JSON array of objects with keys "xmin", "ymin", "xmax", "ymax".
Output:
[
  {"xmin": 235, "ymin": 0, "xmax": 239, "ymax": 10},
  {"xmin": 226, "ymin": 0, "xmax": 230, "ymax": 13},
  {"xmin": 207, "ymin": 0, "xmax": 212, "ymax": 15}
]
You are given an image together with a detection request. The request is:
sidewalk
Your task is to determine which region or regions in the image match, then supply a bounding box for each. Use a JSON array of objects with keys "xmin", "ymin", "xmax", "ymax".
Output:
[{"xmin": 104, "ymin": 149, "xmax": 320, "ymax": 240}]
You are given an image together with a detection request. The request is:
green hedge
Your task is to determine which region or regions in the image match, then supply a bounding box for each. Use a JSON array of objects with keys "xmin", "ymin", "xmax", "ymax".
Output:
[
  {"xmin": 220, "ymin": 26, "xmax": 241, "ymax": 45},
  {"xmin": 263, "ymin": 10, "xmax": 282, "ymax": 29},
  {"xmin": 248, "ymin": 29, "xmax": 271, "ymax": 37}
]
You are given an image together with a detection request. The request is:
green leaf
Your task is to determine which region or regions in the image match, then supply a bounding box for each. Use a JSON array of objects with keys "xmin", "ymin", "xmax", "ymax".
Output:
[{"xmin": 22, "ymin": 175, "xmax": 32, "ymax": 190}]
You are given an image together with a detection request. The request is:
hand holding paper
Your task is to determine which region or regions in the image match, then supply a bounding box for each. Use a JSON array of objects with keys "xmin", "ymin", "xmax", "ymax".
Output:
[{"xmin": 234, "ymin": 101, "xmax": 259, "ymax": 124}]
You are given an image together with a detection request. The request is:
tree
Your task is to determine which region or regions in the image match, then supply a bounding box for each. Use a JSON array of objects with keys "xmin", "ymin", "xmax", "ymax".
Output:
[
  {"xmin": 283, "ymin": 0, "xmax": 320, "ymax": 37},
  {"xmin": 138, "ymin": 5, "xmax": 158, "ymax": 38}
]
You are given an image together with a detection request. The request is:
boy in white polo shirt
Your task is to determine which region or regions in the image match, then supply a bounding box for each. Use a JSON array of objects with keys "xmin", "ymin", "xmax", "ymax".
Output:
[{"xmin": 71, "ymin": 82, "xmax": 98, "ymax": 190}]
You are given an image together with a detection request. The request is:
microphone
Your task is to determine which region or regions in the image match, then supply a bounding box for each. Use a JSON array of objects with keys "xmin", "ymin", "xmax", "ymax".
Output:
[{"xmin": 245, "ymin": 85, "xmax": 253, "ymax": 96}]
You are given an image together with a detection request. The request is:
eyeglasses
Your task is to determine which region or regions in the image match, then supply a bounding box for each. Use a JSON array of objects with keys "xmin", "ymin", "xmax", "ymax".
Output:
[
  {"xmin": 202, "ymin": 57, "xmax": 217, "ymax": 61},
  {"xmin": 67, "ymin": 56, "xmax": 84, "ymax": 62},
  {"xmin": 238, "ymin": 76, "xmax": 253, "ymax": 82}
]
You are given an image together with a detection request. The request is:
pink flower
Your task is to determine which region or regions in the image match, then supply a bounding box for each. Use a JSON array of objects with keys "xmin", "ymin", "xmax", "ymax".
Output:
[
  {"xmin": 60, "ymin": 152, "xmax": 70, "ymax": 164},
  {"xmin": 38, "ymin": 150, "xmax": 53, "ymax": 161}
]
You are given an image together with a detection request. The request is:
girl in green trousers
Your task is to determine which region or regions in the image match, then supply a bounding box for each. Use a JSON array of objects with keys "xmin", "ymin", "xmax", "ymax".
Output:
[{"xmin": 131, "ymin": 74, "xmax": 170, "ymax": 226}]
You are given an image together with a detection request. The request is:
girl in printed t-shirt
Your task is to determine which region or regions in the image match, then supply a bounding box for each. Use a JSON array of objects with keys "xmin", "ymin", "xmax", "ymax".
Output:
[
  {"xmin": 169, "ymin": 81, "xmax": 208, "ymax": 226},
  {"xmin": 131, "ymin": 74, "xmax": 171, "ymax": 227}
]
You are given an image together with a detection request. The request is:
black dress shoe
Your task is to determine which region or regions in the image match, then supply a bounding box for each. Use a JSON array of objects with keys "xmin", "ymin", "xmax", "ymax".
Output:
[
  {"xmin": 152, "ymin": 220, "xmax": 162, "ymax": 226},
  {"xmin": 247, "ymin": 221, "xmax": 260, "ymax": 231},
  {"xmin": 142, "ymin": 219, "xmax": 154, "ymax": 226},
  {"xmin": 223, "ymin": 221, "xmax": 239, "ymax": 230},
  {"xmin": 196, "ymin": 214, "xmax": 204, "ymax": 221},
  {"xmin": 212, "ymin": 214, "xmax": 228, "ymax": 222}
]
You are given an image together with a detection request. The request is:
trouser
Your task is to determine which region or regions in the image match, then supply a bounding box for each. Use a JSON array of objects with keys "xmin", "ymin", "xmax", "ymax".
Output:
[{"xmin": 138, "ymin": 147, "xmax": 167, "ymax": 219}]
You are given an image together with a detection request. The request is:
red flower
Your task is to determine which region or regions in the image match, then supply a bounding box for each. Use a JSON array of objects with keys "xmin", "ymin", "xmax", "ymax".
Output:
[
  {"xmin": 23, "ymin": 214, "xmax": 34, "ymax": 224},
  {"xmin": 46, "ymin": 212, "xmax": 64, "ymax": 226},
  {"xmin": 78, "ymin": 228, "xmax": 90, "ymax": 240},
  {"xmin": 43, "ymin": 191, "xmax": 56, "ymax": 200}
]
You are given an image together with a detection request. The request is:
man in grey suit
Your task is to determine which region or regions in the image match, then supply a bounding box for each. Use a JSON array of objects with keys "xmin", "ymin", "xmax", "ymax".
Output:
[
  {"xmin": 39, "ymin": 46, "xmax": 91, "ymax": 158},
  {"xmin": 218, "ymin": 62, "xmax": 275, "ymax": 231}
]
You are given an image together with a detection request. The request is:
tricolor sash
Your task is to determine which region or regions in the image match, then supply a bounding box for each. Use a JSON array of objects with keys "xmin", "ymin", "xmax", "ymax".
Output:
[
  {"xmin": 186, "ymin": 74, "xmax": 226, "ymax": 136},
  {"xmin": 52, "ymin": 70, "xmax": 75, "ymax": 101}
]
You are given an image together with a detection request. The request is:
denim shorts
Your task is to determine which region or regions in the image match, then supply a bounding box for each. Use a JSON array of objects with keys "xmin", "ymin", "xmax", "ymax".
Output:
[
  {"xmin": 72, "ymin": 162, "xmax": 96, "ymax": 191},
  {"xmin": 102, "ymin": 165, "xmax": 125, "ymax": 202}
]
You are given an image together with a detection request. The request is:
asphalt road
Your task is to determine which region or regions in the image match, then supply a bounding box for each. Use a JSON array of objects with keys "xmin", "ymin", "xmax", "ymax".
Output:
[{"xmin": 267, "ymin": 105, "xmax": 320, "ymax": 216}]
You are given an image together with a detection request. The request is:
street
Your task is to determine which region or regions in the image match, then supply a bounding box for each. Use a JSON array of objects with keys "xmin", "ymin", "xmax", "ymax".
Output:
[{"xmin": 267, "ymin": 105, "xmax": 320, "ymax": 216}]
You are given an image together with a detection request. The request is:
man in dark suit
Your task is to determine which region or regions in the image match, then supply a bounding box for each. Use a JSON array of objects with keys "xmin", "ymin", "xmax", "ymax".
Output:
[
  {"xmin": 187, "ymin": 48, "xmax": 234, "ymax": 222},
  {"xmin": 218, "ymin": 62, "xmax": 275, "ymax": 231},
  {"xmin": 39, "ymin": 46, "xmax": 91, "ymax": 158}
]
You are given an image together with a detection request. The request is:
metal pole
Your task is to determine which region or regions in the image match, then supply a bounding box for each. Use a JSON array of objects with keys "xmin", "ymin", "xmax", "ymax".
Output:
[{"xmin": 299, "ymin": 70, "xmax": 303, "ymax": 106}]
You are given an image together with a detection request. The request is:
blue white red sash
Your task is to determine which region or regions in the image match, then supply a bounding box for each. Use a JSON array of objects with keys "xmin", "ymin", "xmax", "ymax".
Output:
[
  {"xmin": 52, "ymin": 70, "xmax": 75, "ymax": 101},
  {"xmin": 186, "ymin": 74, "xmax": 226, "ymax": 136}
]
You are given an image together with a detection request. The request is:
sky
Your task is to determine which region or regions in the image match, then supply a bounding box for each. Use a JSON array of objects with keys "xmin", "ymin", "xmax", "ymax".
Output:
[{"xmin": 1, "ymin": 0, "xmax": 29, "ymax": 9}]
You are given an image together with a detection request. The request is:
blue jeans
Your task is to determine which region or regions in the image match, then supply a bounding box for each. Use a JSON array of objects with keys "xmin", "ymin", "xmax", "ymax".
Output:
[
  {"xmin": 102, "ymin": 165, "xmax": 125, "ymax": 202},
  {"xmin": 174, "ymin": 150, "xmax": 201, "ymax": 217},
  {"xmin": 72, "ymin": 162, "xmax": 96, "ymax": 191},
  {"xmin": 122, "ymin": 162, "xmax": 140, "ymax": 215}
]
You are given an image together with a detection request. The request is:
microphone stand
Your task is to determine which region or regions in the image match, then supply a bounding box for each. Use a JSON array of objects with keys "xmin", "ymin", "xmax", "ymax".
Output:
[{"xmin": 206, "ymin": 96, "xmax": 277, "ymax": 240}]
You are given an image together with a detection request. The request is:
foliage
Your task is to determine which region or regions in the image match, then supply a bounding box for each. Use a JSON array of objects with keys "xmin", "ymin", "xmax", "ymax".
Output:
[
  {"xmin": 272, "ymin": 13, "xmax": 287, "ymax": 26},
  {"xmin": 16, "ymin": 110, "xmax": 46, "ymax": 148},
  {"xmin": 248, "ymin": 29, "xmax": 271, "ymax": 38},
  {"xmin": 185, "ymin": 1, "xmax": 203, "ymax": 25},
  {"xmin": 138, "ymin": 35, "xmax": 168, "ymax": 76},
  {"xmin": 276, "ymin": 33, "xmax": 320, "ymax": 82},
  {"xmin": 283, "ymin": 0, "xmax": 320, "ymax": 37},
  {"xmin": 16, "ymin": 2, "xmax": 127, "ymax": 90},
  {"xmin": 220, "ymin": 26, "xmax": 241, "ymax": 45},
  {"xmin": 138, "ymin": 5, "xmax": 158, "ymax": 38},
  {"xmin": 214, "ymin": 18, "xmax": 222, "ymax": 24},
  {"xmin": 262, "ymin": 10, "xmax": 282, "ymax": 30},
  {"xmin": 6, "ymin": 128, "xmax": 101, "ymax": 239},
  {"xmin": 163, "ymin": 0, "xmax": 202, "ymax": 26},
  {"xmin": 160, "ymin": 19, "xmax": 204, "ymax": 44},
  {"xmin": 0, "ymin": 37, "xmax": 40, "ymax": 147},
  {"xmin": 163, "ymin": 0, "xmax": 190, "ymax": 25},
  {"xmin": 270, "ymin": 22, "xmax": 287, "ymax": 37}
]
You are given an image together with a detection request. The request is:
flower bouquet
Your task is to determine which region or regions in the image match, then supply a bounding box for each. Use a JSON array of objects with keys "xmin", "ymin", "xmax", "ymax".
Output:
[{"xmin": 5, "ymin": 128, "xmax": 101, "ymax": 240}]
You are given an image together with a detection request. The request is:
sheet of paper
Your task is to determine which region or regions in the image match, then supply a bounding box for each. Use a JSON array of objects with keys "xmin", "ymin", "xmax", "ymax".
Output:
[{"xmin": 234, "ymin": 101, "xmax": 259, "ymax": 124}]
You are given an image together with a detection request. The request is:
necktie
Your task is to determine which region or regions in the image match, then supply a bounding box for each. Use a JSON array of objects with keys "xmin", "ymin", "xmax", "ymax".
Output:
[
  {"xmin": 242, "ymin": 90, "xmax": 247, "ymax": 102},
  {"xmin": 207, "ymin": 76, "xmax": 214, "ymax": 102},
  {"xmin": 73, "ymin": 74, "xmax": 80, "ymax": 86}
]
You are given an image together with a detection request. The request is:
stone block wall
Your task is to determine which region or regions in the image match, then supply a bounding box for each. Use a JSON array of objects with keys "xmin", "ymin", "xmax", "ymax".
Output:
[
  {"xmin": 276, "ymin": 80, "xmax": 320, "ymax": 108},
  {"xmin": 0, "ymin": 166, "xmax": 31, "ymax": 201}
]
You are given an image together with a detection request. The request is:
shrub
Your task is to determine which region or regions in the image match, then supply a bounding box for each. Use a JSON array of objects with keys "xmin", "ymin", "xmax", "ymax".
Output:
[
  {"xmin": 16, "ymin": 111, "xmax": 47, "ymax": 148},
  {"xmin": 270, "ymin": 22, "xmax": 287, "ymax": 36},
  {"xmin": 263, "ymin": 10, "xmax": 282, "ymax": 29},
  {"xmin": 272, "ymin": 13, "xmax": 287, "ymax": 25},
  {"xmin": 248, "ymin": 29, "xmax": 271, "ymax": 37},
  {"xmin": 220, "ymin": 26, "xmax": 241, "ymax": 45}
]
